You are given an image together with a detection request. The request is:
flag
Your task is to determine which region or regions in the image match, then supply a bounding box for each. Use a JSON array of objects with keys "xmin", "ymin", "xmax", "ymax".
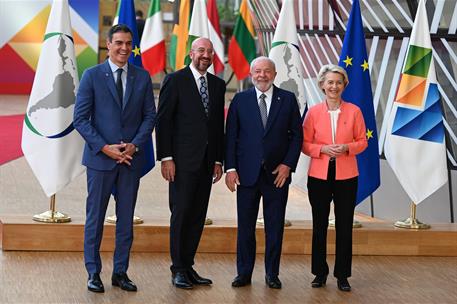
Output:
[
  {"xmin": 207, "ymin": 0, "xmax": 224, "ymax": 74},
  {"xmin": 115, "ymin": 0, "xmax": 155, "ymax": 175},
  {"xmin": 384, "ymin": 0, "xmax": 447, "ymax": 204},
  {"xmin": 269, "ymin": 0, "xmax": 306, "ymax": 112},
  {"xmin": 140, "ymin": 0, "xmax": 165, "ymax": 76},
  {"xmin": 185, "ymin": 0, "xmax": 214, "ymax": 73},
  {"xmin": 338, "ymin": 0, "xmax": 380, "ymax": 205},
  {"xmin": 268, "ymin": 0, "xmax": 308, "ymax": 186},
  {"xmin": 21, "ymin": 0, "xmax": 85, "ymax": 197},
  {"xmin": 169, "ymin": 0, "xmax": 190, "ymax": 71},
  {"xmin": 114, "ymin": 0, "xmax": 142, "ymax": 67},
  {"xmin": 228, "ymin": 0, "xmax": 256, "ymax": 80}
]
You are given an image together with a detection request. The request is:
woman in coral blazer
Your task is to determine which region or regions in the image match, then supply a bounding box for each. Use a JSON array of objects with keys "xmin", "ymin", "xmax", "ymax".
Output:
[{"xmin": 302, "ymin": 64, "xmax": 367, "ymax": 292}]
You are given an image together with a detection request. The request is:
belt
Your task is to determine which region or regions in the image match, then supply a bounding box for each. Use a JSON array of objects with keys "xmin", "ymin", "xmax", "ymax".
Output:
[{"xmin": 329, "ymin": 157, "xmax": 336, "ymax": 162}]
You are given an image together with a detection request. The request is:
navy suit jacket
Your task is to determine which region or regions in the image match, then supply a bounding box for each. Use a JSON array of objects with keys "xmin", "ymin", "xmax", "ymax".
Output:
[
  {"xmin": 74, "ymin": 60, "xmax": 156, "ymax": 173},
  {"xmin": 225, "ymin": 86, "xmax": 303, "ymax": 186}
]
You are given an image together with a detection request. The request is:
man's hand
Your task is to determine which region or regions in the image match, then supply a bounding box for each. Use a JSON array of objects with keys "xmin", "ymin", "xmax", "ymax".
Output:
[
  {"xmin": 225, "ymin": 171, "xmax": 240, "ymax": 192},
  {"xmin": 161, "ymin": 160, "xmax": 176, "ymax": 182},
  {"xmin": 272, "ymin": 164, "xmax": 290, "ymax": 188},
  {"xmin": 213, "ymin": 164, "xmax": 223, "ymax": 184},
  {"xmin": 101, "ymin": 143, "xmax": 132, "ymax": 166}
]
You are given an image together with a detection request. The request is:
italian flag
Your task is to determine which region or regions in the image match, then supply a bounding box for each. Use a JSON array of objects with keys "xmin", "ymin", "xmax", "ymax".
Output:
[
  {"xmin": 169, "ymin": 0, "xmax": 190, "ymax": 71},
  {"xmin": 228, "ymin": 0, "xmax": 256, "ymax": 80},
  {"xmin": 140, "ymin": 0, "xmax": 165, "ymax": 76}
]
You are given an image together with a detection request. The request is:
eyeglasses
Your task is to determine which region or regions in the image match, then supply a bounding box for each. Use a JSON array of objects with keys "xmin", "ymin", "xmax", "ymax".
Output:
[{"xmin": 192, "ymin": 48, "xmax": 214, "ymax": 55}]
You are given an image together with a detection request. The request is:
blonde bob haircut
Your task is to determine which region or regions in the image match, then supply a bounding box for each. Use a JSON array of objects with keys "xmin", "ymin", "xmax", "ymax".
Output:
[{"xmin": 317, "ymin": 64, "xmax": 349, "ymax": 93}]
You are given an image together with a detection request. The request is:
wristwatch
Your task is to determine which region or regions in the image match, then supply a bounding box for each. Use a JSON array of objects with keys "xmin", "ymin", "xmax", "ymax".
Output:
[{"xmin": 135, "ymin": 145, "xmax": 139, "ymax": 153}]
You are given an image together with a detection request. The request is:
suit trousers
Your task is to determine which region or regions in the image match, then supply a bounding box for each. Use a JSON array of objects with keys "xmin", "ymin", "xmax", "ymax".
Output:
[
  {"xmin": 169, "ymin": 157, "xmax": 213, "ymax": 273},
  {"xmin": 307, "ymin": 160, "xmax": 357, "ymax": 279},
  {"xmin": 84, "ymin": 166, "xmax": 140, "ymax": 275},
  {"xmin": 236, "ymin": 168, "xmax": 289, "ymax": 278}
]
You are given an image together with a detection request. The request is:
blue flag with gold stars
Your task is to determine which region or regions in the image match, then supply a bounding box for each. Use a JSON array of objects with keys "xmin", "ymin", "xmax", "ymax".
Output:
[
  {"xmin": 117, "ymin": 0, "xmax": 155, "ymax": 175},
  {"xmin": 118, "ymin": 0, "xmax": 143, "ymax": 67},
  {"xmin": 338, "ymin": 0, "xmax": 380, "ymax": 205}
]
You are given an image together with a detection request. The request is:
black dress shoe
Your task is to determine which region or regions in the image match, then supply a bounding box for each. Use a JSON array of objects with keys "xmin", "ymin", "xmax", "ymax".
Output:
[
  {"xmin": 172, "ymin": 271, "xmax": 193, "ymax": 289},
  {"xmin": 111, "ymin": 272, "xmax": 137, "ymax": 291},
  {"xmin": 187, "ymin": 268, "xmax": 212, "ymax": 285},
  {"xmin": 265, "ymin": 276, "xmax": 282, "ymax": 289},
  {"xmin": 87, "ymin": 273, "xmax": 104, "ymax": 293},
  {"xmin": 337, "ymin": 278, "xmax": 351, "ymax": 292},
  {"xmin": 311, "ymin": 275, "xmax": 327, "ymax": 288},
  {"xmin": 231, "ymin": 275, "xmax": 251, "ymax": 287}
]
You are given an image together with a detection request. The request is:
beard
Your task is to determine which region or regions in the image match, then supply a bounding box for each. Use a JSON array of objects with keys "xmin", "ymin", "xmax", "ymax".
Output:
[{"xmin": 252, "ymin": 78, "xmax": 274, "ymax": 92}]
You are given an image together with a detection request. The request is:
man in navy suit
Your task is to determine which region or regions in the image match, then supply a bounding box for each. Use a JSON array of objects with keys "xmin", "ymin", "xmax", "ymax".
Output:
[
  {"xmin": 225, "ymin": 56, "xmax": 303, "ymax": 289},
  {"xmin": 74, "ymin": 24, "xmax": 155, "ymax": 293}
]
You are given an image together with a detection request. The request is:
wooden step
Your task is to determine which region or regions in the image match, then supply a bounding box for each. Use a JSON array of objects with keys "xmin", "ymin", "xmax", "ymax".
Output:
[{"xmin": 1, "ymin": 215, "xmax": 456, "ymax": 256}]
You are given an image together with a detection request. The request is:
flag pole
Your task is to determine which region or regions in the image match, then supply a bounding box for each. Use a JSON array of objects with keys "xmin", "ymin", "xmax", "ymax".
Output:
[
  {"xmin": 33, "ymin": 194, "xmax": 71, "ymax": 223},
  {"xmin": 394, "ymin": 202, "xmax": 430, "ymax": 229}
]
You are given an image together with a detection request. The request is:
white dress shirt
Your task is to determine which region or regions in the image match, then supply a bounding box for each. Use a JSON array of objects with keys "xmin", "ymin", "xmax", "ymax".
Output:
[{"xmin": 108, "ymin": 58, "xmax": 128, "ymax": 99}]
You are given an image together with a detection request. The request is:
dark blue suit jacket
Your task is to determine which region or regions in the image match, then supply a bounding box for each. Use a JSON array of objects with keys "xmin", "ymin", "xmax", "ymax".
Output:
[
  {"xmin": 225, "ymin": 86, "xmax": 303, "ymax": 187},
  {"xmin": 74, "ymin": 60, "xmax": 156, "ymax": 173}
]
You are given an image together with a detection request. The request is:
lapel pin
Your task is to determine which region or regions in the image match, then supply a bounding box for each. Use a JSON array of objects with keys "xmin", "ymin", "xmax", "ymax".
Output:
[{"xmin": 105, "ymin": 73, "xmax": 109, "ymax": 77}]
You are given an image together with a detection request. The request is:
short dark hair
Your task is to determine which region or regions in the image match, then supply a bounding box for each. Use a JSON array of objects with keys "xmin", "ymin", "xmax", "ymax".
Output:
[
  {"xmin": 136, "ymin": 10, "xmax": 143, "ymax": 18},
  {"xmin": 107, "ymin": 24, "xmax": 133, "ymax": 42}
]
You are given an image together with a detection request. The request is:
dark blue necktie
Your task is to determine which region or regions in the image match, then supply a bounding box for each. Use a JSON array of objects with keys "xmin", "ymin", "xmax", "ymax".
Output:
[
  {"xmin": 116, "ymin": 68, "xmax": 123, "ymax": 108},
  {"xmin": 199, "ymin": 76, "xmax": 209, "ymax": 116}
]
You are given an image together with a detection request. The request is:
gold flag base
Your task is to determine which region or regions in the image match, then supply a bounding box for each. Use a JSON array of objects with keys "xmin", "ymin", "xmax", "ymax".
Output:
[
  {"xmin": 204, "ymin": 218, "xmax": 213, "ymax": 225},
  {"xmin": 256, "ymin": 218, "xmax": 292, "ymax": 227},
  {"xmin": 394, "ymin": 202, "xmax": 430, "ymax": 230},
  {"xmin": 105, "ymin": 215, "xmax": 144, "ymax": 225},
  {"xmin": 33, "ymin": 210, "xmax": 71, "ymax": 223},
  {"xmin": 33, "ymin": 194, "xmax": 71, "ymax": 223},
  {"xmin": 328, "ymin": 218, "xmax": 362, "ymax": 228},
  {"xmin": 394, "ymin": 218, "xmax": 430, "ymax": 229}
]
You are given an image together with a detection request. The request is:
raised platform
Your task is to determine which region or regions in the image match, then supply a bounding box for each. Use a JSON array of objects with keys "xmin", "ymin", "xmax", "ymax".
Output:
[{"xmin": 1, "ymin": 215, "xmax": 456, "ymax": 256}]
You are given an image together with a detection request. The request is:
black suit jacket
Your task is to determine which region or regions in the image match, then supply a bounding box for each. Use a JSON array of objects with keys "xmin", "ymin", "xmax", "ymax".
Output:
[{"xmin": 156, "ymin": 66, "xmax": 226, "ymax": 172}]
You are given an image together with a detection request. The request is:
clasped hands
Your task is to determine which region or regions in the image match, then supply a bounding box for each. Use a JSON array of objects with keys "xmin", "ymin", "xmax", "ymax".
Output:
[
  {"xmin": 320, "ymin": 144, "xmax": 348, "ymax": 158},
  {"xmin": 225, "ymin": 164, "xmax": 290, "ymax": 192},
  {"xmin": 102, "ymin": 142, "xmax": 136, "ymax": 166}
]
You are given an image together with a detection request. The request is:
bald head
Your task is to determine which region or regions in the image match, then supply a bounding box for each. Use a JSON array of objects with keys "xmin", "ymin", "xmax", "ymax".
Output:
[{"xmin": 190, "ymin": 37, "xmax": 214, "ymax": 74}]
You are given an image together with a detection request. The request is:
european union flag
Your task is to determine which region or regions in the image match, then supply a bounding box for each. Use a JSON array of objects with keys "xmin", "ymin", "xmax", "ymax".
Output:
[
  {"xmin": 118, "ymin": 0, "xmax": 155, "ymax": 175},
  {"xmin": 118, "ymin": 0, "xmax": 143, "ymax": 67},
  {"xmin": 338, "ymin": 0, "xmax": 380, "ymax": 205}
]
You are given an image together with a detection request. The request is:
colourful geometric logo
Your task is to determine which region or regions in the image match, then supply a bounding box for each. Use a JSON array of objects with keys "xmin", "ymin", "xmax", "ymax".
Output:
[{"xmin": 392, "ymin": 45, "xmax": 444, "ymax": 143}]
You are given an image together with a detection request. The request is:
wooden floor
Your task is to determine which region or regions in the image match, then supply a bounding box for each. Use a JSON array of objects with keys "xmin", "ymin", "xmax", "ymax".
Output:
[
  {"xmin": 2, "ymin": 95, "xmax": 457, "ymax": 303},
  {"xmin": 0, "ymin": 251, "xmax": 455, "ymax": 304}
]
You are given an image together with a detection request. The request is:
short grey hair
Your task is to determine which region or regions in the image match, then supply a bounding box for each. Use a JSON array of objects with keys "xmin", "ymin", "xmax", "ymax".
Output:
[
  {"xmin": 250, "ymin": 56, "xmax": 276, "ymax": 72},
  {"xmin": 317, "ymin": 64, "xmax": 349, "ymax": 92}
]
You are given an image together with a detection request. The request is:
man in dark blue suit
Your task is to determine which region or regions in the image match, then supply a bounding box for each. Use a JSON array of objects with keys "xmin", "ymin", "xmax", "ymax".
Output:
[
  {"xmin": 74, "ymin": 24, "xmax": 156, "ymax": 293},
  {"xmin": 225, "ymin": 56, "xmax": 303, "ymax": 289}
]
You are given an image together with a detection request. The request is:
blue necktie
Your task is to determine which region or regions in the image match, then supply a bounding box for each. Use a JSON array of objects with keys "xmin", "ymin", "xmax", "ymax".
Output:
[
  {"xmin": 199, "ymin": 76, "xmax": 209, "ymax": 116},
  {"xmin": 116, "ymin": 68, "xmax": 123, "ymax": 108}
]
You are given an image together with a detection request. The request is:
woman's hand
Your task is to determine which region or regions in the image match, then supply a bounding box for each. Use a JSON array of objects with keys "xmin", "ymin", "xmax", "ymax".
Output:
[{"xmin": 321, "ymin": 144, "xmax": 348, "ymax": 157}]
